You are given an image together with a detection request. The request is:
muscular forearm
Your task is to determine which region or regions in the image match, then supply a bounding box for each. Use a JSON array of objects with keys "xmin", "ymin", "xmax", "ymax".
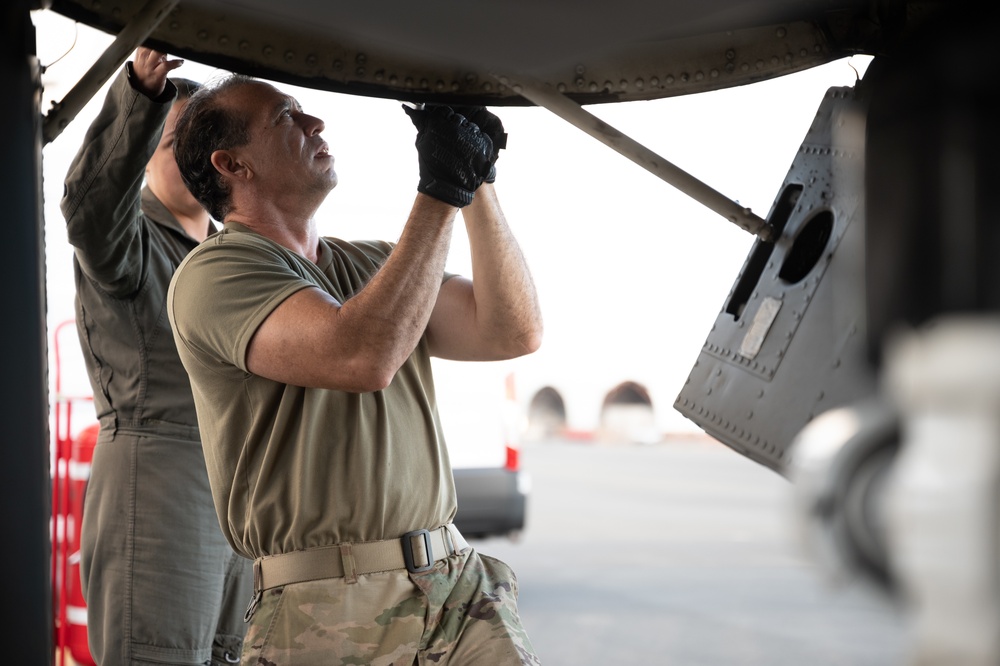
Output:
[
  {"xmin": 460, "ymin": 185, "xmax": 543, "ymax": 357},
  {"xmin": 332, "ymin": 195, "xmax": 458, "ymax": 387}
]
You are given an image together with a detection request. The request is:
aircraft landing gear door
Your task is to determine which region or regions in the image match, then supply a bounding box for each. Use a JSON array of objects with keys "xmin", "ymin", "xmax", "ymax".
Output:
[{"xmin": 674, "ymin": 86, "xmax": 875, "ymax": 476}]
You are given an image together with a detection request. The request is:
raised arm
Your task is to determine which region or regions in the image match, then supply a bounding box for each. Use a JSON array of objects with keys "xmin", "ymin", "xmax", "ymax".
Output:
[
  {"xmin": 61, "ymin": 48, "xmax": 182, "ymax": 295},
  {"xmin": 243, "ymin": 105, "xmax": 496, "ymax": 392},
  {"xmin": 427, "ymin": 182, "xmax": 543, "ymax": 361},
  {"xmin": 245, "ymin": 195, "xmax": 459, "ymax": 392}
]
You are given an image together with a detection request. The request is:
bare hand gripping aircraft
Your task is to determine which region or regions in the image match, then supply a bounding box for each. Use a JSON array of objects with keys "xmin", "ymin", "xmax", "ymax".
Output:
[{"xmin": 7, "ymin": 0, "xmax": 995, "ymax": 663}]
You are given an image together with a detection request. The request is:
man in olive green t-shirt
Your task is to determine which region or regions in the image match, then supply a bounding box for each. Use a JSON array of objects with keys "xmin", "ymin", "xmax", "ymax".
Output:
[{"xmin": 168, "ymin": 76, "xmax": 544, "ymax": 663}]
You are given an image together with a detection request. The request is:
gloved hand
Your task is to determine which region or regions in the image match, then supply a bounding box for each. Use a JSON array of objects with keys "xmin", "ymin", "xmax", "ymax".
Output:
[
  {"xmin": 450, "ymin": 105, "xmax": 507, "ymax": 183},
  {"xmin": 403, "ymin": 104, "xmax": 494, "ymax": 207}
]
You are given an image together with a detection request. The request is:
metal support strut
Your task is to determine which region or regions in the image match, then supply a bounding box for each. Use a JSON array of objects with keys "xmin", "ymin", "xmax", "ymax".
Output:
[
  {"xmin": 41, "ymin": 0, "xmax": 179, "ymax": 144},
  {"xmin": 504, "ymin": 74, "xmax": 774, "ymax": 242}
]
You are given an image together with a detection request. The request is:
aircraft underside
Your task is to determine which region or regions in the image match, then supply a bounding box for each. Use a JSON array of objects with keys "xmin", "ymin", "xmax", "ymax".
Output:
[{"xmin": 7, "ymin": 1, "xmax": 996, "ymax": 663}]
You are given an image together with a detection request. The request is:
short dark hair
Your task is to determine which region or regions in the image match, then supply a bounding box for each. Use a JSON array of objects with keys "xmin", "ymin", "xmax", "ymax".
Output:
[{"xmin": 174, "ymin": 74, "xmax": 255, "ymax": 221}]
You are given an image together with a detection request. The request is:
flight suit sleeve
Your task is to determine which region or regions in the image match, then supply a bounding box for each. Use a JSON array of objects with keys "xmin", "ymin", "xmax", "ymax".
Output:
[{"xmin": 60, "ymin": 64, "xmax": 177, "ymax": 297}]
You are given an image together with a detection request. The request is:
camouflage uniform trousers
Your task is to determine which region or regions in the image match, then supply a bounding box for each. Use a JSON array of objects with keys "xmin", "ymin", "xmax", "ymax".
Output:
[{"xmin": 241, "ymin": 547, "xmax": 540, "ymax": 665}]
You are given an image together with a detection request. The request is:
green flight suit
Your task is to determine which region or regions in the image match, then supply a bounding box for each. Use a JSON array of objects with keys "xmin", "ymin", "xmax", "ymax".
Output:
[{"xmin": 61, "ymin": 65, "xmax": 251, "ymax": 666}]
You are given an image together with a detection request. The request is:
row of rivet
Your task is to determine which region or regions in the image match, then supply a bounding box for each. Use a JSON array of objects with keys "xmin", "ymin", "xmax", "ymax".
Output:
[
  {"xmin": 153, "ymin": 9, "xmax": 822, "ymax": 94},
  {"xmin": 675, "ymin": 398, "xmax": 777, "ymax": 453}
]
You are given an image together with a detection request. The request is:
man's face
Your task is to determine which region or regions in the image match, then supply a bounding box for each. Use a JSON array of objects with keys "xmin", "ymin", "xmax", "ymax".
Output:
[
  {"xmin": 226, "ymin": 81, "xmax": 337, "ymax": 201},
  {"xmin": 146, "ymin": 99, "xmax": 203, "ymax": 216}
]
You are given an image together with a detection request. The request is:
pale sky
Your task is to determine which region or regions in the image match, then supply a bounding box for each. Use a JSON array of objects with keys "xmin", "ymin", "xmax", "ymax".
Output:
[{"xmin": 34, "ymin": 10, "xmax": 872, "ymax": 440}]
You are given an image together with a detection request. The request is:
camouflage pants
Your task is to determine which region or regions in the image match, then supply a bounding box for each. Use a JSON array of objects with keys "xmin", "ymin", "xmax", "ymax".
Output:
[{"xmin": 241, "ymin": 547, "xmax": 540, "ymax": 665}]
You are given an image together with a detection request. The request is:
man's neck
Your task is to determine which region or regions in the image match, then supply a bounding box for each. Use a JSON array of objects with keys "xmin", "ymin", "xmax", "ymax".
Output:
[{"xmin": 228, "ymin": 211, "xmax": 322, "ymax": 263}]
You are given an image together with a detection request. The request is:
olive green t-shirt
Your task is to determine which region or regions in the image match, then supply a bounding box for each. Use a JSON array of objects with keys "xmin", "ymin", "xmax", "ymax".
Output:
[{"xmin": 167, "ymin": 223, "xmax": 457, "ymax": 559}]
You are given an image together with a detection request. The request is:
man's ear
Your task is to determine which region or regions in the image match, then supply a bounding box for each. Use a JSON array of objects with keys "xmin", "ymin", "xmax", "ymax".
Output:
[{"xmin": 210, "ymin": 149, "xmax": 252, "ymax": 182}]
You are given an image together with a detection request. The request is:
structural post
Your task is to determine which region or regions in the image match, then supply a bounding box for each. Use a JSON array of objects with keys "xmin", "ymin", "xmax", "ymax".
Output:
[{"xmin": 1, "ymin": 1, "xmax": 54, "ymax": 664}]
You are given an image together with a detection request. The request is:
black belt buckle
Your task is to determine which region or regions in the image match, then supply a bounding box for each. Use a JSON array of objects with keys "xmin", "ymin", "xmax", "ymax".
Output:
[{"xmin": 402, "ymin": 528, "xmax": 434, "ymax": 573}]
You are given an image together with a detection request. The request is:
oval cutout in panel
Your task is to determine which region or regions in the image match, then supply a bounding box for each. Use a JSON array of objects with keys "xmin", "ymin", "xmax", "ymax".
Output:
[{"xmin": 779, "ymin": 210, "xmax": 834, "ymax": 284}]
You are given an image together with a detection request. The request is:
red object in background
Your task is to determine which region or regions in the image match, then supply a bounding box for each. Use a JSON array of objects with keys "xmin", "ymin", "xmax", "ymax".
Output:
[
  {"xmin": 52, "ymin": 319, "xmax": 98, "ymax": 666},
  {"xmin": 53, "ymin": 421, "xmax": 99, "ymax": 666}
]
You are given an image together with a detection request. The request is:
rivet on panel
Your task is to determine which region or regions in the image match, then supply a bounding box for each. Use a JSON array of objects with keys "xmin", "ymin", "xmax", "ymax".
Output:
[
  {"xmin": 603, "ymin": 81, "xmax": 613, "ymax": 92},
  {"xmin": 404, "ymin": 77, "xmax": 413, "ymax": 88},
  {"xmin": 710, "ymin": 69, "xmax": 719, "ymax": 78},
  {"xmin": 755, "ymin": 59, "xmax": 764, "ymax": 70},
  {"xmin": 306, "ymin": 54, "xmax": 318, "ymax": 66},
  {"xmin": 285, "ymin": 51, "xmax": 296, "ymax": 63},
  {"xmin": 483, "ymin": 81, "xmax": 494, "ymax": 91},
  {"xmin": 776, "ymin": 26, "xmax": 787, "ymax": 38},
  {"xmin": 389, "ymin": 74, "xmax": 397, "ymax": 85},
  {"xmin": 356, "ymin": 53, "xmax": 366, "ymax": 65},
  {"xmin": 262, "ymin": 45, "xmax": 273, "ymax": 57},
  {"xmin": 197, "ymin": 30, "xmax": 209, "ymax": 41},
  {"xmin": 435, "ymin": 80, "xmax": 445, "ymax": 91},
  {"xmin": 557, "ymin": 82, "xmax": 567, "ymax": 92},
  {"xmin": 239, "ymin": 40, "xmax": 250, "ymax": 51},
  {"xmin": 333, "ymin": 59, "xmax": 343, "ymax": 70},
  {"xmin": 218, "ymin": 35, "xmax": 229, "ymax": 47},
  {"xmin": 575, "ymin": 64, "xmax": 585, "ymax": 75},
  {"xmin": 419, "ymin": 78, "xmax": 429, "ymax": 89},
  {"xmin": 680, "ymin": 72, "xmax": 689, "ymax": 83},
  {"xmin": 619, "ymin": 79, "xmax": 628, "ymax": 90},
  {"xmin": 741, "ymin": 62, "xmax": 749, "ymax": 72},
  {"xmin": 169, "ymin": 20, "xmax": 179, "ymax": 30},
  {"xmin": 665, "ymin": 75, "xmax": 675, "ymax": 85},
  {"xmin": 635, "ymin": 78, "xmax": 644, "ymax": 89},
  {"xmin": 770, "ymin": 56, "xmax": 779, "ymax": 66},
  {"xmin": 726, "ymin": 49, "xmax": 736, "ymax": 60},
  {"xmin": 694, "ymin": 71, "xmax": 704, "ymax": 81},
  {"xmin": 589, "ymin": 81, "xmax": 598, "ymax": 92}
]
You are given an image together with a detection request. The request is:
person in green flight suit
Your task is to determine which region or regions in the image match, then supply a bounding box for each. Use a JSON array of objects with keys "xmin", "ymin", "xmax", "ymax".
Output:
[{"xmin": 61, "ymin": 47, "xmax": 251, "ymax": 665}]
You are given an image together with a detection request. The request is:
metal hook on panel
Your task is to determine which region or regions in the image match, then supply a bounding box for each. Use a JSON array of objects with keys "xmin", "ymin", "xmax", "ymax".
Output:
[
  {"xmin": 41, "ymin": 0, "xmax": 180, "ymax": 145},
  {"xmin": 498, "ymin": 73, "xmax": 775, "ymax": 242}
]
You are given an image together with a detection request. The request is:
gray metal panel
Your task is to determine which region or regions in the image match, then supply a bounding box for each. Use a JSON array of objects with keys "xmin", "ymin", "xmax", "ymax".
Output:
[
  {"xmin": 675, "ymin": 86, "xmax": 875, "ymax": 475},
  {"xmin": 45, "ymin": 0, "xmax": 888, "ymax": 105}
]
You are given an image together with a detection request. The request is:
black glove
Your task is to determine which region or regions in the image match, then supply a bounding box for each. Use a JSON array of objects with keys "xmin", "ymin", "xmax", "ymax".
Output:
[
  {"xmin": 403, "ymin": 104, "xmax": 494, "ymax": 207},
  {"xmin": 450, "ymin": 105, "xmax": 507, "ymax": 183}
]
